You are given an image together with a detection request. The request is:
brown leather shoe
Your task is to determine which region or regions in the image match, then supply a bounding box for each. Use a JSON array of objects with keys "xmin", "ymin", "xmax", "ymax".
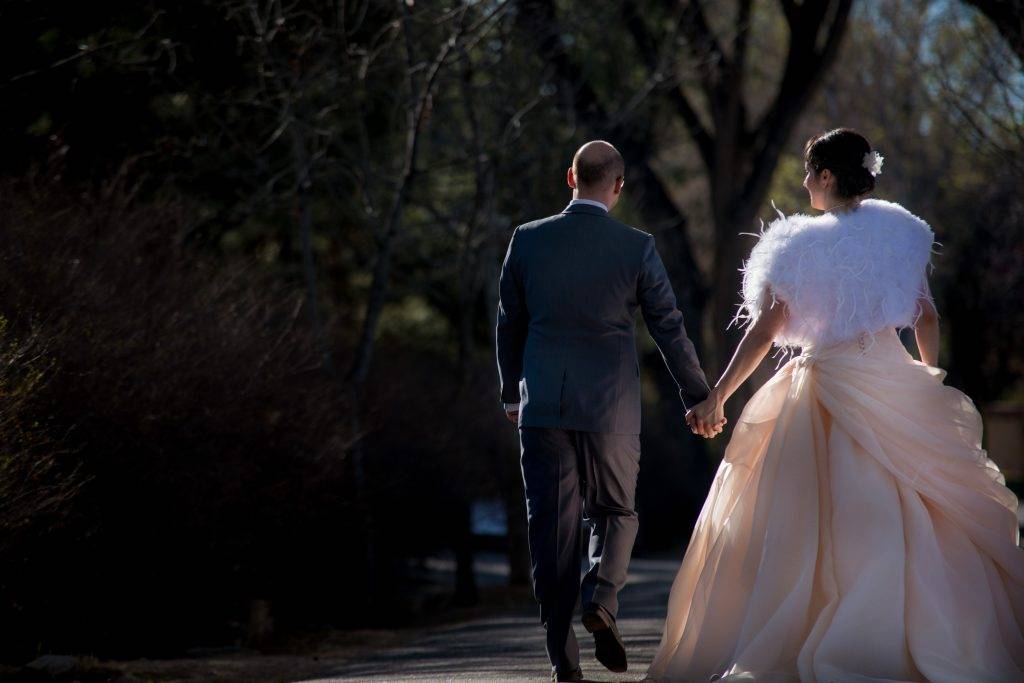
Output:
[
  {"xmin": 551, "ymin": 665, "xmax": 584, "ymax": 682},
  {"xmin": 582, "ymin": 603, "xmax": 627, "ymax": 673}
]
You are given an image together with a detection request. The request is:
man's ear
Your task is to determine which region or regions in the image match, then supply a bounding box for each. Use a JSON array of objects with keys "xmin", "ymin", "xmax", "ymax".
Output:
[
  {"xmin": 567, "ymin": 167, "xmax": 576, "ymax": 189},
  {"xmin": 614, "ymin": 176, "xmax": 624, "ymax": 195}
]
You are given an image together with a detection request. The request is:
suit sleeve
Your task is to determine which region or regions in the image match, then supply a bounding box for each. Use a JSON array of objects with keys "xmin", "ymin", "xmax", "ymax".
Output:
[
  {"xmin": 637, "ymin": 235, "xmax": 710, "ymax": 409},
  {"xmin": 496, "ymin": 227, "xmax": 528, "ymax": 404}
]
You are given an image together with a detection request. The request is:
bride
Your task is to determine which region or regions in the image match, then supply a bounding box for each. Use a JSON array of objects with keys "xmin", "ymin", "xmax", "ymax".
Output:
[{"xmin": 647, "ymin": 128, "xmax": 1024, "ymax": 682}]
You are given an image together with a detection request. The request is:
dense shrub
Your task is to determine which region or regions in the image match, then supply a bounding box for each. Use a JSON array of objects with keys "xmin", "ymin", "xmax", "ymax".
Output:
[{"xmin": 0, "ymin": 177, "xmax": 355, "ymax": 660}]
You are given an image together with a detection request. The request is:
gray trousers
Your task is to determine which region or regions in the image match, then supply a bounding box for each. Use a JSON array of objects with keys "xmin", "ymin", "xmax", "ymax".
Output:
[{"xmin": 519, "ymin": 427, "xmax": 641, "ymax": 673}]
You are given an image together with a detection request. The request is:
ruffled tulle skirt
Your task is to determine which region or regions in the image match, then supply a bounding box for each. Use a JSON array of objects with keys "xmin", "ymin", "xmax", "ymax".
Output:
[{"xmin": 647, "ymin": 328, "xmax": 1024, "ymax": 682}]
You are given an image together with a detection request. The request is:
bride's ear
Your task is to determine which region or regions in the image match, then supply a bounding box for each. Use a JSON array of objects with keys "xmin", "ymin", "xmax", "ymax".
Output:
[{"xmin": 819, "ymin": 168, "xmax": 834, "ymax": 190}]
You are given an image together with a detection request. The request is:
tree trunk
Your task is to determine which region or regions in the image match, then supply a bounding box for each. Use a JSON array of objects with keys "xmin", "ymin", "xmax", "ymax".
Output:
[
  {"xmin": 710, "ymin": 198, "xmax": 763, "ymax": 425},
  {"xmin": 344, "ymin": 5, "xmax": 463, "ymax": 605},
  {"xmin": 504, "ymin": 486, "xmax": 532, "ymax": 586},
  {"xmin": 453, "ymin": 500, "xmax": 480, "ymax": 606},
  {"xmin": 290, "ymin": 126, "xmax": 335, "ymax": 376}
]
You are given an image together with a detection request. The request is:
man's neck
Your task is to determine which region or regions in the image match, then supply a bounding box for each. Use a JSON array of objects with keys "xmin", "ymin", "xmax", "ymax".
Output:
[
  {"xmin": 573, "ymin": 190, "xmax": 609, "ymax": 202},
  {"xmin": 570, "ymin": 195, "xmax": 609, "ymax": 211}
]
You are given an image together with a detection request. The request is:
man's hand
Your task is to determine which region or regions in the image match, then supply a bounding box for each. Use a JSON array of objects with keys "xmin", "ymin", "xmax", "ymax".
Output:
[
  {"xmin": 685, "ymin": 391, "xmax": 726, "ymax": 438},
  {"xmin": 505, "ymin": 407, "xmax": 519, "ymax": 424}
]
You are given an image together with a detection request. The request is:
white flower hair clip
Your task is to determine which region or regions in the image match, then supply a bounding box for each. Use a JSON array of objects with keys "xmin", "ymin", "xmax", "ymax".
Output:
[{"xmin": 863, "ymin": 150, "xmax": 884, "ymax": 176}]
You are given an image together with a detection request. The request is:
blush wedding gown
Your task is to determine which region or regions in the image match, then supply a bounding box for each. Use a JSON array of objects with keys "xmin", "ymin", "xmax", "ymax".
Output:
[{"xmin": 647, "ymin": 199, "xmax": 1024, "ymax": 682}]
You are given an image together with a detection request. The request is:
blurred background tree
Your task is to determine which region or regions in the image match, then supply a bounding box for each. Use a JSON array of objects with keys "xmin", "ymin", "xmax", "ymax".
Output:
[{"xmin": 0, "ymin": 0, "xmax": 1020, "ymax": 663}]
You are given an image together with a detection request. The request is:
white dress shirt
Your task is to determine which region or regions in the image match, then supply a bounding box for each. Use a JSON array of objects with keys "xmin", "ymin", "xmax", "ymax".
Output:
[
  {"xmin": 568, "ymin": 197, "xmax": 609, "ymax": 212},
  {"xmin": 504, "ymin": 198, "xmax": 609, "ymax": 413}
]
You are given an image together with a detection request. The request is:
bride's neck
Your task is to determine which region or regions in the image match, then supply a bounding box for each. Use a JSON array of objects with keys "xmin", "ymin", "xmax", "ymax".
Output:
[{"xmin": 823, "ymin": 194, "xmax": 865, "ymax": 214}]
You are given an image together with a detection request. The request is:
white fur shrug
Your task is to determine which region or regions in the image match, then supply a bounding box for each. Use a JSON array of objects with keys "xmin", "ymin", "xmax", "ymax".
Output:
[{"xmin": 737, "ymin": 198, "xmax": 935, "ymax": 349}]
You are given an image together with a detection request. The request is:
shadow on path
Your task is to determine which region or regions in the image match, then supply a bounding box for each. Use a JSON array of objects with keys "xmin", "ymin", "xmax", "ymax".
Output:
[{"xmin": 298, "ymin": 558, "xmax": 679, "ymax": 682}]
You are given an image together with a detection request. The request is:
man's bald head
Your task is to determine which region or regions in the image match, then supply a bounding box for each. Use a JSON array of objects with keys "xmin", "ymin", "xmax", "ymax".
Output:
[{"xmin": 571, "ymin": 140, "xmax": 625, "ymax": 191}]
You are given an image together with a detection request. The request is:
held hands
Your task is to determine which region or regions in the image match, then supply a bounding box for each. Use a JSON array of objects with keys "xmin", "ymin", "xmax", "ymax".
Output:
[
  {"xmin": 685, "ymin": 390, "xmax": 727, "ymax": 438},
  {"xmin": 503, "ymin": 397, "xmax": 725, "ymax": 434}
]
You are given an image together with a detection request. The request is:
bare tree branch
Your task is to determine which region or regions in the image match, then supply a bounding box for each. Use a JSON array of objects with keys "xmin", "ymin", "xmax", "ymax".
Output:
[
  {"xmin": 621, "ymin": 0, "xmax": 715, "ymax": 166},
  {"xmin": 348, "ymin": 3, "xmax": 470, "ymax": 386},
  {"xmin": 962, "ymin": 0, "xmax": 1024, "ymax": 63},
  {"xmin": 3, "ymin": 11, "xmax": 166, "ymax": 87},
  {"xmin": 677, "ymin": 0, "xmax": 729, "ymax": 99},
  {"xmin": 742, "ymin": 0, "xmax": 853, "ymax": 207}
]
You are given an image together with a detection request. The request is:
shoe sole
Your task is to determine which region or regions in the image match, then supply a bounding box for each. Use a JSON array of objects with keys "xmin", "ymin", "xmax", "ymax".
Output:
[{"xmin": 582, "ymin": 611, "xmax": 627, "ymax": 673}]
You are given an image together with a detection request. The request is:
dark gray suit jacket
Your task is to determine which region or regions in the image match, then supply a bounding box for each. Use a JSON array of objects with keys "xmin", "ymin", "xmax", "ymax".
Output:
[{"xmin": 495, "ymin": 202, "xmax": 710, "ymax": 434}]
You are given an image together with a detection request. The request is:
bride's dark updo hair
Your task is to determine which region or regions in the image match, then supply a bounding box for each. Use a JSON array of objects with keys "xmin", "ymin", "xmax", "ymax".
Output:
[{"xmin": 804, "ymin": 128, "xmax": 876, "ymax": 198}]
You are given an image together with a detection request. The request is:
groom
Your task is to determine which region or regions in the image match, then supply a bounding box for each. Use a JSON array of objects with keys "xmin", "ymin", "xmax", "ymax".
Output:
[{"xmin": 496, "ymin": 140, "xmax": 712, "ymax": 681}]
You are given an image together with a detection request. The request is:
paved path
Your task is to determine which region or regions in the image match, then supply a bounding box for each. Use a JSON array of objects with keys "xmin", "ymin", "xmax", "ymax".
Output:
[
  {"xmin": 298, "ymin": 558, "xmax": 678, "ymax": 682},
  {"xmin": 98, "ymin": 556, "xmax": 679, "ymax": 683}
]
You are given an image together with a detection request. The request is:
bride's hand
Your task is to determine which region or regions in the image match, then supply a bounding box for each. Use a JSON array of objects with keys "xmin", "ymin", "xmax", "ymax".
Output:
[{"xmin": 686, "ymin": 391, "xmax": 727, "ymax": 438}]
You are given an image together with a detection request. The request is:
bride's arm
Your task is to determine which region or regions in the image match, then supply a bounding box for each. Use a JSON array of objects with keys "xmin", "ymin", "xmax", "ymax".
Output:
[
  {"xmin": 688, "ymin": 295, "xmax": 788, "ymax": 438},
  {"xmin": 913, "ymin": 276, "xmax": 939, "ymax": 367}
]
